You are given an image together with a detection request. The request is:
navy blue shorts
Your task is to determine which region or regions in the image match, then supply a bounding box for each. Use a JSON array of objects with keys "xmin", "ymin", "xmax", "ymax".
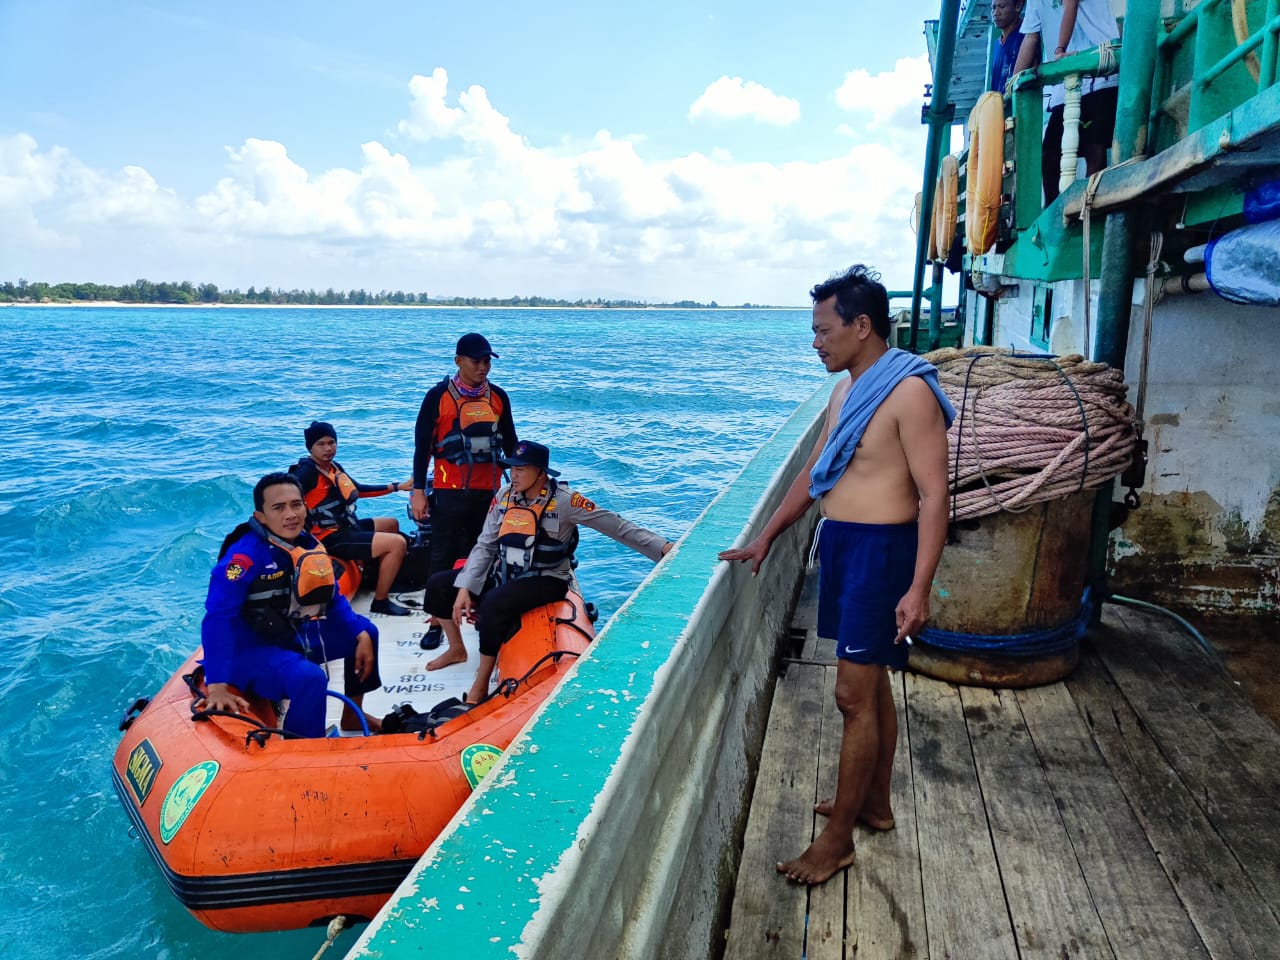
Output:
[{"xmin": 816, "ymin": 519, "xmax": 918, "ymax": 670}]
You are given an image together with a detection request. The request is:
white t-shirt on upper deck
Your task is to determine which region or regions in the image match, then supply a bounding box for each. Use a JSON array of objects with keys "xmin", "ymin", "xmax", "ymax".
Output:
[{"xmin": 1022, "ymin": 0, "xmax": 1120, "ymax": 106}]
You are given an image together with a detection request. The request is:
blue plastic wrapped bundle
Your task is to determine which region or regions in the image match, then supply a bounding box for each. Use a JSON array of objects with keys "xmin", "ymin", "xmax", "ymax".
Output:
[
  {"xmin": 1205, "ymin": 219, "xmax": 1280, "ymax": 306},
  {"xmin": 1244, "ymin": 178, "xmax": 1280, "ymax": 224}
]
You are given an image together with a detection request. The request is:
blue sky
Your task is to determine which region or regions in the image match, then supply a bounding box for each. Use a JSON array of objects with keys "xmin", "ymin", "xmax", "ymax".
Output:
[{"xmin": 1, "ymin": 0, "xmax": 948, "ymax": 304}]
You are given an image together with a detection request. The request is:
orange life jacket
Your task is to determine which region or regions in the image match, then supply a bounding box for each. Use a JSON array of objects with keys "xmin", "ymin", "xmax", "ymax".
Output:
[
  {"xmin": 303, "ymin": 462, "xmax": 360, "ymax": 538},
  {"xmin": 240, "ymin": 520, "xmax": 338, "ymax": 641},
  {"xmin": 433, "ymin": 379, "xmax": 507, "ymax": 490},
  {"xmin": 493, "ymin": 481, "xmax": 575, "ymax": 582}
]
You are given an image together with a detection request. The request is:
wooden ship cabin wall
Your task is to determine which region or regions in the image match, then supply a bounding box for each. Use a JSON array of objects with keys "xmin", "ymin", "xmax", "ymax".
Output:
[{"xmin": 1109, "ymin": 294, "xmax": 1280, "ymax": 617}]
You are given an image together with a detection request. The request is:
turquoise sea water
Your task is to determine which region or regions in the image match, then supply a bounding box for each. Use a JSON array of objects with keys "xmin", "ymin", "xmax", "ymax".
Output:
[{"xmin": 0, "ymin": 305, "xmax": 823, "ymax": 960}]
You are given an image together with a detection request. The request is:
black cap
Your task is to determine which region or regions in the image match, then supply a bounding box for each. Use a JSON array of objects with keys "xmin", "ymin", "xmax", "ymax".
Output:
[
  {"xmin": 500, "ymin": 440, "xmax": 560, "ymax": 477},
  {"xmin": 304, "ymin": 420, "xmax": 336, "ymax": 448},
  {"xmin": 456, "ymin": 332, "xmax": 499, "ymax": 360}
]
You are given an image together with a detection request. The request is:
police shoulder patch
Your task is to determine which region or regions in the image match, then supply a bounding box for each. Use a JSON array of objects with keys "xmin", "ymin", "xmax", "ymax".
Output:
[
  {"xmin": 570, "ymin": 492, "xmax": 596, "ymax": 512},
  {"xmin": 225, "ymin": 553, "xmax": 254, "ymax": 581}
]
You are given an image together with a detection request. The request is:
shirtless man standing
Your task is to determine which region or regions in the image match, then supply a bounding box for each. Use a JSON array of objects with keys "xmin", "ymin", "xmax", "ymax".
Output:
[{"xmin": 719, "ymin": 265, "xmax": 953, "ymax": 885}]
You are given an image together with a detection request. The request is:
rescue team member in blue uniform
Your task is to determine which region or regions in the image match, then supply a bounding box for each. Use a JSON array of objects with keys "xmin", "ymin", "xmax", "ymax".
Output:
[
  {"xmin": 411, "ymin": 333, "xmax": 518, "ymax": 668},
  {"xmin": 291, "ymin": 420, "xmax": 412, "ymax": 616},
  {"xmin": 197, "ymin": 472, "xmax": 384, "ymax": 737},
  {"xmin": 422, "ymin": 441, "xmax": 674, "ymax": 705}
]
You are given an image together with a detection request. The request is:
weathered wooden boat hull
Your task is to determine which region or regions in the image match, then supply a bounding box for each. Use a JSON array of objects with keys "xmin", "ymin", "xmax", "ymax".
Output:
[{"xmin": 343, "ymin": 380, "xmax": 835, "ymax": 960}]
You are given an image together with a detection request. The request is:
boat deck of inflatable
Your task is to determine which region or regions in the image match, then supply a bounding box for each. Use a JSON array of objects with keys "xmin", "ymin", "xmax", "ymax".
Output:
[
  {"xmin": 724, "ymin": 573, "xmax": 1280, "ymax": 960},
  {"xmin": 325, "ymin": 586, "xmax": 479, "ymax": 733},
  {"xmin": 112, "ymin": 573, "xmax": 593, "ymax": 935}
]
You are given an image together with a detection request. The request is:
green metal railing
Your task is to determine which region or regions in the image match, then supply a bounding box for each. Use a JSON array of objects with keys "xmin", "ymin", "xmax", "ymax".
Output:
[
  {"xmin": 1007, "ymin": 46, "xmax": 1121, "ymax": 231},
  {"xmin": 1150, "ymin": 0, "xmax": 1280, "ymax": 148},
  {"xmin": 913, "ymin": 0, "xmax": 1279, "ymax": 326},
  {"xmin": 910, "ymin": 0, "xmax": 962, "ymax": 353}
]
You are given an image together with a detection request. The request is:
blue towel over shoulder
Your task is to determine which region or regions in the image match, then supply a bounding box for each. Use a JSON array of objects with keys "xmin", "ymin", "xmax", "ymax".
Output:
[{"xmin": 808, "ymin": 348, "xmax": 956, "ymax": 499}]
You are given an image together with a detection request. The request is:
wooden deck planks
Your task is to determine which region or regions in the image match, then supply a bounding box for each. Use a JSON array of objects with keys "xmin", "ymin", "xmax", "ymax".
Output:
[
  {"xmin": 803, "ymin": 665, "xmax": 846, "ymax": 960},
  {"xmin": 1017, "ymin": 679, "xmax": 1210, "ymax": 959},
  {"xmin": 723, "ymin": 662, "xmax": 827, "ymax": 960},
  {"xmin": 906, "ymin": 673, "xmax": 1020, "ymax": 960},
  {"xmin": 1104, "ymin": 604, "xmax": 1280, "ymax": 801},
  {"xmin": 725, "ymin": 599, "xmax": 1277, "ymax": 960},
  {"xmin": 1068, "ymin": 647, "xmax": 1280, "ymax": 958},
  {"xmin": 847, "ymin": 671, "xmax": 927, "ymax": 960},
  {"xmin": 1096, "ymin": 607, "xmax": 1280, "ymax": 918},
  {"xmin": 959, "ymin": 685, "xmax": 1113, "ymax": 959}
]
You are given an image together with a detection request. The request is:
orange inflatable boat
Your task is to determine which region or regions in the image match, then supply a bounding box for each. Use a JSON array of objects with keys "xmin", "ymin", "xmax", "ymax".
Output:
[{"xmin": 111, "ymin": 591, "xmax": 593, "ymax": 933}]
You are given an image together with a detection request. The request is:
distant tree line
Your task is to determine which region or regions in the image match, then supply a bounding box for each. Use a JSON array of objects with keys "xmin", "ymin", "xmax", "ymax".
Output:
[{"xmin": 0, "ymin": 278, "xmax": 766, "ymax": 309}]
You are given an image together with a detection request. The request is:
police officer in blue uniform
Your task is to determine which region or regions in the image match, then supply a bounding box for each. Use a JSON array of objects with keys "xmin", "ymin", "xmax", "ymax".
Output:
[{"xmin": 198, "ymin": 472, "xmax": 382, "ymax": 737}]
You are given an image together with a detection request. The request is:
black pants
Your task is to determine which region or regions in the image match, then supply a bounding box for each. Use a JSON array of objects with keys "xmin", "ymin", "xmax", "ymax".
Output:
[
  {"xmin": 1041, "ymin": 87, "xmax": 1119, "ymax": 203},
  {"xmin": 424, "ymin": 569, "xmax": 569, "ymax": 656},
  {"xmin": 428, "ymin": 488, "xmax": 496, "ymax": 576}
]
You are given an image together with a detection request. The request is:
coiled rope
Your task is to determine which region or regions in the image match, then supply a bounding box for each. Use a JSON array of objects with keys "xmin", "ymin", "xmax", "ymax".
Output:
[
  {"xmin": 924, "ymin": 346, "xmax": 1138, "ymax": 521},
  {"xmin": 919, "ymin": 587, "xmax": 1093, "ymax": 657}
]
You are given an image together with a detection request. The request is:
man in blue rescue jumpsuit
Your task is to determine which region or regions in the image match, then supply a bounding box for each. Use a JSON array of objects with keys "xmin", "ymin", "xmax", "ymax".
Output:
[{"xmin": 198, "ymin": 472, "xmax": 382, "ymax": 737}]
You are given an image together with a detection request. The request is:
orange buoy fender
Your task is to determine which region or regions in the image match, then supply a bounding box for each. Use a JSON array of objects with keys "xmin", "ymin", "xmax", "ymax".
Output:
[
  {"xmin": 934, "ymin": 155, "xmax": 959, "ymax": 262},
  {"xmin": 1232, "ymin": 0, "xmax": 1261, "ymax": 81},
  {"xmin": 966, "ymin": 91, "xmax": 1004, "ymax": 256},
  {"xmin": 913, "ymin": 191, "xmax": 938, "ymax": 262}
]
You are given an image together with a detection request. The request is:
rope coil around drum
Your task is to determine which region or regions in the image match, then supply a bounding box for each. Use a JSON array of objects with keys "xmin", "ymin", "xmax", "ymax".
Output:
[
  {"xmin": 1047, "ymin": 355, "xmax": 1091, "ymax": 493},
  {"xmin": 950, "ymin": 351, "xmax": 1093, "ymax": 519},
  {"xmin": 947, "ymin": 354, "xmax": 983, "ymax": 527},
  {"xmin": 918, "ymin": 588, "xmax": 1094, "ymax": 657},
  {"xmin": 926, "ymin": 346, "xmax": 1137, "ymax": 522}
]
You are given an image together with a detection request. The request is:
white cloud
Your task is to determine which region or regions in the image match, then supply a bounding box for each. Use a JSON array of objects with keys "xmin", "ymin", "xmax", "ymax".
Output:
[
  {"xmin": 66, "ymin": 165, "xmax": 184, "ymax": 227},
  {"xmin": 688, "ymin": 76, "xmax": 801, "ymax": 125},
  {"xmin": 397, "ymin": 68, "xmax": 464, "ymax": 141},
  {"xmin": 0, "ymin": 133, "xmax": 65, "ymax": 206},
  {"xmin": 0, "ymin": 133, "xmax": 182, "ymax": 245},
  {"xmin": 193, "ymin": 138, "xmax": 365, "ymax": 237},
  {"xmin": 835, "ymin": 55, "xmax": 930, "ymax": 132},
  {"xmin": 2, "ymin": 64, "xmax": 932, "ymax": 302}
]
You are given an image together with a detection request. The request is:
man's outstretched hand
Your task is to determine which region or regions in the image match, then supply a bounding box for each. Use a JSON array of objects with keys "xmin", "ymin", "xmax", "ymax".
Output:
[{"xmin": 718, "ymin": 537, "xmax": 772, "ymax": 577}]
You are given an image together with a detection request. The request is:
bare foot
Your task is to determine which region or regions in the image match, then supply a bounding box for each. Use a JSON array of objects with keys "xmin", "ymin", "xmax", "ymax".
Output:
[
  {"xmin": 340, "ymin": 710, "xmax": 383, "ymax": 734},
  {"xmin": 426, "ymin": 647, "xmax": 468, "ymax": 671},
  {"xmin": 814, "ymin": 798, "xmax": 895, "ymax": 831},
  {"xmin": 776, "ymin": 830, "xmax": 857, "ymax": 885}
]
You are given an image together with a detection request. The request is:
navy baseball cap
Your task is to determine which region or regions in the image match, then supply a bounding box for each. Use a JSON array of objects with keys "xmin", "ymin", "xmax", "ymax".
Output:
[
  {"xmin": 500, "ymin": 441, "xmax": 560, "ymax": 477},
  {"xmin": 456, "ymin": 332, "xmax": 499, "ymax": 359}
]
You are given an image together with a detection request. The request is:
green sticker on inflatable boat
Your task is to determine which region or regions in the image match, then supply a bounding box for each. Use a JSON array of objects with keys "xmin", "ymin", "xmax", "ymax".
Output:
[
  {"xmin": 460, "ymin": 744, "xmax": 503, "ymax": 789},
  {"xmin": 159, "ymin": 760, "xmax": 219, "ymax": 844}
]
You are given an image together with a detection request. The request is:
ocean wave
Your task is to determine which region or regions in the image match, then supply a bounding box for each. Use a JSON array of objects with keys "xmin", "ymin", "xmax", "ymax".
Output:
[{"xmin": 27, "ymin": 475, "xmax": 247, "ymax": 558}]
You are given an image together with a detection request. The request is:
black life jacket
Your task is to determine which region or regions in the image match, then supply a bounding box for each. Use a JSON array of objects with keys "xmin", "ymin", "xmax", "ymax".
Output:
[
  {"xmin": 232, "ymin": 519, "xmax": 338, "ymax": 643},
  {"xmin": 494, "ymin": 480, "xmax": 577, "ymax": 583},
  {"xmin": 436, "ymin": 378, "xmax": 504, "ymax": 467}
]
